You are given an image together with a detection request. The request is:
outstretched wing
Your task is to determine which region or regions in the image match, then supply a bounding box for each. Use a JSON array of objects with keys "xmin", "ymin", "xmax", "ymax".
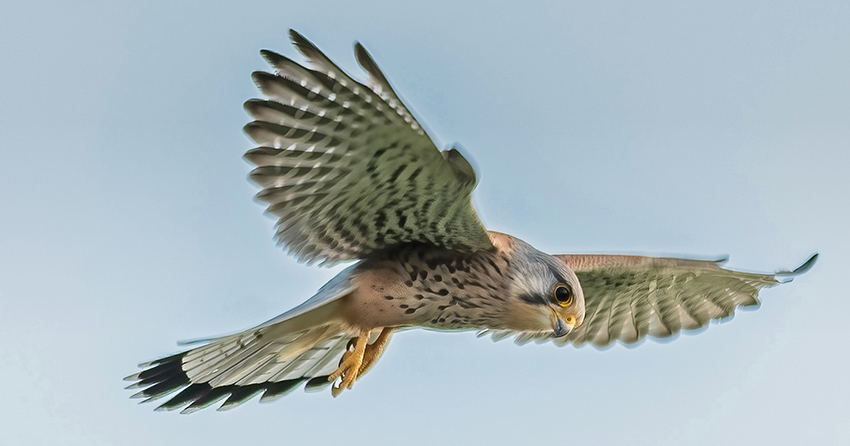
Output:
[
  {"xmin": 552, "ymin": 253, "xmax": 817, "ymax": 348},
  {"xmin": 244, "ymin": 30, "xmax": 493, "ymax": 265}
]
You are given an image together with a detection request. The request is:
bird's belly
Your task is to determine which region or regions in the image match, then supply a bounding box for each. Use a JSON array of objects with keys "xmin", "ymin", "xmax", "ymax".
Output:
[{"xmin": 341, "ymin": 249, "xmax": 512, "ymax": 331}]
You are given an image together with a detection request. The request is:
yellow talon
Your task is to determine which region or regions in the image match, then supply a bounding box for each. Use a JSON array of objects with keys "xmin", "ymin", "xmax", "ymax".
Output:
[
  {"xmin": 328, "ymin": 327, "xmax": 395, "ymax": 397},
  {"xmin": 358, "ymin": 327, "xmax": 394, "ymax": 377},
  {"xmin": 329, "ymin": 330, "xmax": 369, "ymax": 397}
]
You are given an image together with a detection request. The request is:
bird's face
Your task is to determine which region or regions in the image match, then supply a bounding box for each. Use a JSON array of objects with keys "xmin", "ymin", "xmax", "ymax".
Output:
[{"xmin": 508, "ymin": 243, "xmax": 585, "ymax": 337}]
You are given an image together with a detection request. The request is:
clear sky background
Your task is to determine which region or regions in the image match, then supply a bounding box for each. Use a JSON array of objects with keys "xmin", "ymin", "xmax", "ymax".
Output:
[{"xmin": 1, "ymin": 1, "xmax": 848, "ymax": 445}]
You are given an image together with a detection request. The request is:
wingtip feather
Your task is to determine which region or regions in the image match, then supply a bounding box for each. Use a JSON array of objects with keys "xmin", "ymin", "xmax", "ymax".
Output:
[
  {"xmin": 289, "ymin": 29, "xmax": 321, "ymax": 62},
  {"xmin": 794, "ymin": 253, "xmax": 818, "ymax": 275},
  {"xmin": 288, "ymin": 29, "xmax": 304, "ymax": 45},
  {"xmin": 354, "ymin": 41, "xmax": 387, "ymax": 85},
  {"xmin": 776, "ymin": 252, "xmax": 818, "ymax": 277},
  {"xmin": 259, "ymin": 48, "xmax": 285, "ymax": 66}
]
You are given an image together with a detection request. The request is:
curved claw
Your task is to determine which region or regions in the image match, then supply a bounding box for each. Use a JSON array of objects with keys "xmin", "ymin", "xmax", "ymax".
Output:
[
  {"xmin": 329, "ymin": 333, "xmax": 368, "ymax": 397},
  {"xmin": 327, "ymin": 328, "xmax": 395, "ymax": 397}
]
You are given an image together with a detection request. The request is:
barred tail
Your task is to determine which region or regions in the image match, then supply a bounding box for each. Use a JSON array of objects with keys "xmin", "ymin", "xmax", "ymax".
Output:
[
  {"xmin": 125, "ymin": 320, "xmax": 354, "ymax": 413},
  {"xmin": 125, "ymin": 266, "xmax": 361, "ymax": 413}
]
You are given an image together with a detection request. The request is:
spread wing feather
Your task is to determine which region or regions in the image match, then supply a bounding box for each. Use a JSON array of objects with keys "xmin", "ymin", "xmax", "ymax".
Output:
[
  {"xmin": 552, "ymin": 253, "xmax": 817, "ymax": 348},
  {"xmin": 244, "ymin": 30, "xmax": 492, "ymax": 264},
  {"xmin": 479, "ymin": 253, "xmax": 815, "ymax": 347}
]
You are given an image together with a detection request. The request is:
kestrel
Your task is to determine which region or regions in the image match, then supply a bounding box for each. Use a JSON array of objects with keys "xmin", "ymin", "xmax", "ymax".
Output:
[{"xmin": 125, "ymin": 30, "xmax": 817, "ymax": 414}]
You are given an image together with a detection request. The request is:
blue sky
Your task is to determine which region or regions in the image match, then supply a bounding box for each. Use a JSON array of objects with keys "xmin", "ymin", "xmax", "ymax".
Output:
[{"xmin": 1, "ymin": 1, "xmax": 847, "ymax": 445}]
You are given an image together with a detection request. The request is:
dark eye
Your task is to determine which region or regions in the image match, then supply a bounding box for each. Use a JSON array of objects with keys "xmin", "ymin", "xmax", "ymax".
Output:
[{"xmin": 554, "ymin": 285, "xmax": 573, "ymax": 307}]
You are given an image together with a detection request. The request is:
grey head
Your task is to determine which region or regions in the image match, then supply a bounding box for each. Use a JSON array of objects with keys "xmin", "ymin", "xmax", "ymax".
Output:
[{"xmin": 500, "ymin": 235, "xmax": 586, "ymax": 337}]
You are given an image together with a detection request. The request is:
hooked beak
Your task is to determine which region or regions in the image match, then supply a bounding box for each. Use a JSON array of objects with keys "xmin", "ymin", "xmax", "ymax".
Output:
[{"xmin": 552, "ymin": 314, "xmax": 576, "ymax": 338}]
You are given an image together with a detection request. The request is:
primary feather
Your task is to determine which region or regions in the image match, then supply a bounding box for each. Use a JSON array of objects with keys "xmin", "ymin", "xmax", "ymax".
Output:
[{"xmin": 244, "ymin": 30, "xmax": 492, "ymax": 265}]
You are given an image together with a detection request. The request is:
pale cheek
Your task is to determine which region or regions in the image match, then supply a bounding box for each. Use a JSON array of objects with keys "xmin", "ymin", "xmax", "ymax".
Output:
[{"xmin": 505, "ymin": 304, "xmax": 552, "ymax": 332}]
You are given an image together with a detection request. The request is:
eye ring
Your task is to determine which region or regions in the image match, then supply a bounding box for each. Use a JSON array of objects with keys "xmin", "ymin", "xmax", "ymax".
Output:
[{"xmin": 554, "ymin": 284, "xmax": 573, "ymax": 307}]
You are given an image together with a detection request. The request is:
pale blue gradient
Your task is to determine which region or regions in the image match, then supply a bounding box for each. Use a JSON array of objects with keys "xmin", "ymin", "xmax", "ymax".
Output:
[{"xmin": 1, "ymin": 1, "xmax": 847, "ymax": 445}]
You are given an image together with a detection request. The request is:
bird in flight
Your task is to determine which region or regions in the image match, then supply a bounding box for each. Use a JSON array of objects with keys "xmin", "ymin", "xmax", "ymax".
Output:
[{"xmin": 125, "ymin": 30, "xmax": 817, "ymax": 414}]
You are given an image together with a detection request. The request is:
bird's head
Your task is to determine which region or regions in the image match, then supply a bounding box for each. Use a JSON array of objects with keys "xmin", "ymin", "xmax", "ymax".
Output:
[{"xmin": 501, "ymin": 236, "xmax": 585, "ymax": 338}]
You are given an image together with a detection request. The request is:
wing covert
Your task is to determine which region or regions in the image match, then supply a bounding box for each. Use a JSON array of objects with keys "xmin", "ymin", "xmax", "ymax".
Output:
[{"xmin": 244, "ymin": 30, "xmax": 492, "ymax": 264}]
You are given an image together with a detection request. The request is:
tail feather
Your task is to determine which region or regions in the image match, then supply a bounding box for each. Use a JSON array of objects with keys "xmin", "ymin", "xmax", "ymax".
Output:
[
  {"xmin": 126, "ymin": 322, "xmax": 354, "ymax": 413},
  {"xmin": 125, "ymin": 266, "xmax": 363, "ymax": 413}
]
